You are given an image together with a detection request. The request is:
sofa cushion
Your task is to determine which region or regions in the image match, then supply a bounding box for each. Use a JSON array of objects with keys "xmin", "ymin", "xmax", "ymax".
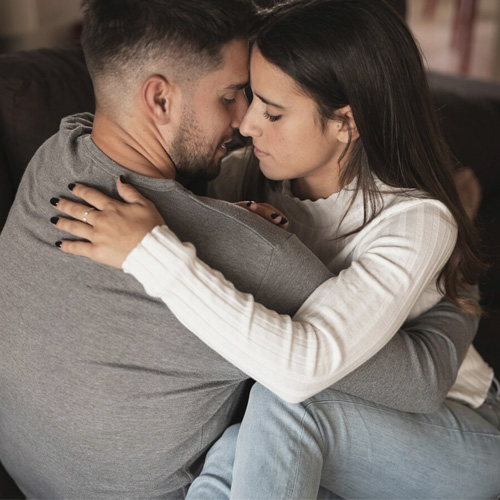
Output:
[
  {"xmin": 475, "ymin": 308, "xmax": 500, "ymax": 375},
  {"xmin": 478, "ymin": 196, "xmax": 500, "ymax": 308},
  {"xmin": 430, "ymin": 76, "xmax": 500, "ymax": 197},
  {"xmin": 0, "ymin": 146, "xmax": 14, "ymax": 230},
  {"xmin": 0, "ymin": 43, "xmax": 94, "ymax": 189},
  {"xmin": 429, "ymin": 73, "xmax": 500, "ymax": 310}
]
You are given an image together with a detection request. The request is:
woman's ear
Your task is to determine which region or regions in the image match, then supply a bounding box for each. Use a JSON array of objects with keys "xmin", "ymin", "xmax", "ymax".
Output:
[
  {"xmin": 334, "ymin": 105, "xmax": 359, "ymax": 144},
  {"xmin": 142, "ymin": 75, "xmax": 173, "ymax": 125}
]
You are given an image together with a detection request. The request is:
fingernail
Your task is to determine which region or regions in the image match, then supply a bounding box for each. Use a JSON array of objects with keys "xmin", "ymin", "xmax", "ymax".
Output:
[
  {"xmin": 120, "ymin": 175, "xmax": 127, "ymax": 184},
  {"xmin": 279, "ymin": 218, "xmax": 288, "ymax": 225},
  {"xmin": 68, "ymin": 183, "xmax": 76, "ymax": 191},
  {"xmin": 55, "ymin": 241, "xmax": 62, "ymax": 248},
  {"xmin": 50, "ymin": 216, "xmax": 59, "ymax": 225},
  {"xmin": 246, "ymin": 201, "xmax": 254, "ymax": 207},
  {"xmin": 270, "ymin": 213, "xmax": 280, "ymax": 219},
  {"xmin": 50, "ymin": 197, "xmax": 59, "ymax": 206}
]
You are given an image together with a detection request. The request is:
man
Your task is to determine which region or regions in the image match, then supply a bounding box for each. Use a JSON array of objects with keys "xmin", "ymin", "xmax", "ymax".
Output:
[
  {"xmin": 0, "ymin": 1, "xmax": 332, "ymax": 497},
  {"xmin": 0, "ymin": 0, "xmax": 479, "ymax": 498}
]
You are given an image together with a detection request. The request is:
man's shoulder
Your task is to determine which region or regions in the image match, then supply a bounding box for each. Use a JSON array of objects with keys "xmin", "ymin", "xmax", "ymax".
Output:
[
  {"xmin": 199, "ymin": 194, "xmax": 291, "ymax": 244},
  {"xmin": 34, "ymin": 112, "xmax": 94, "ymax": 154},
  {"xmin": 18, "ymin": 112, "xmax": 94, "ymax": 187},
  {"xmin": 165, "ymin": 187, "xmax": 295, "ymax": 250},
  {"xmin": 158, "ymin": 188, "xmax": 332, "ymax": 315}
]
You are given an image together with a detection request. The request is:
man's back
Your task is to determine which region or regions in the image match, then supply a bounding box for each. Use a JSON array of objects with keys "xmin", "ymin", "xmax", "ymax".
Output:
[{"xmin": 0, "ymin": 114, "xmax": 331, "ymax": 498}]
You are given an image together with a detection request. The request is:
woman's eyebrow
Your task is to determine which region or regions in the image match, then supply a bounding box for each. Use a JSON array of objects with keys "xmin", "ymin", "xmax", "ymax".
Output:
[{"xmin": 255, "ymin": 93, "xmax": 285, "ymax": 109}]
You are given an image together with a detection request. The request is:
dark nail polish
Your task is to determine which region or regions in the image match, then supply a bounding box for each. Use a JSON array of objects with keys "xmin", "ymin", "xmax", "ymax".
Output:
[
  {"xmin": 279, "ymin": 218, "xmax": 288, "ymax": 225},
  {"xmin": 246, "ymin": 201, "xmax": 254, "ymax": 207},
  {"xmin": 120, "ymin": 175, "xmax": 127, "ymax": 184},
  {"xmin": 50, "ymin": 197, "xmax": 59, "ymax": 207},
  {"xmin": 271, "ymin": 213, "xmax": 280, "ymax": 219},
  {"xmin": 55, "ymin": 241, "xmax": 62, "ymax": 248},
  {"xmin": 68, "ymin": 183, "xmax": 76, "ymax": 191},
  {"xmin": 50, "ymin": 216, "xmax": 59, "ymax": 225}
]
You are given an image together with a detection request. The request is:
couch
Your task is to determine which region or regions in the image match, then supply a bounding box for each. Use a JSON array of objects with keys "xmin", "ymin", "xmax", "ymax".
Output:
[{"xmin": 0, "ymin": 43, "xmax": 499, "ymax": 498}]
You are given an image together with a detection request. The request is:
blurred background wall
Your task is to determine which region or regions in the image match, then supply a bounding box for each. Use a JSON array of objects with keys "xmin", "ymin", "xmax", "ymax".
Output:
[
  {"xmin": 0, "ymin": 0, "xmax": 498, "ymax": 81},
  {"xmin": 0, "ymin": 0, "xmax": 81, "ymax": 53},
  {"xmin": 408, "ymin": 0, "xmax": 500, "ymax": 81}
]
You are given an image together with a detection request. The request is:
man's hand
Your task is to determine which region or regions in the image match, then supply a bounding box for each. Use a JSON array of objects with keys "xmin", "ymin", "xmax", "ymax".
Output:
[{"xmin": 51, "ymin": 178, "xmax": 165, "ymax": 269}]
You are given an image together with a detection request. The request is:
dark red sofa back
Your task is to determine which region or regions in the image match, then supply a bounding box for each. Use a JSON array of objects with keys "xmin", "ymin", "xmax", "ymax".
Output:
[{"xmin": 0, "ymin": 43, "xmax": 94, "ymax": 232}]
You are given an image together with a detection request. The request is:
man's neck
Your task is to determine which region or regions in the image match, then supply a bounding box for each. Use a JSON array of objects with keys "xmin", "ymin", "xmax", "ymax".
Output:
[{"xmin": 91, "ymin": 113, "xmax": 176, "ymax": 179}]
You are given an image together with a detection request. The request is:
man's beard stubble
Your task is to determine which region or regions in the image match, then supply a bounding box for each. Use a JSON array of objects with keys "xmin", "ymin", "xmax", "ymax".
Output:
[{"xmin": 170, "ymin": 108, "xmax": 229, "ymax": 182}]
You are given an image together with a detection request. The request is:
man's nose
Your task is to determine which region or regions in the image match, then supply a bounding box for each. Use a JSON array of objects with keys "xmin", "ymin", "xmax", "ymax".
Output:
[{"xmin": 231, "ymin": 92, "xmax": 249, "ymax": 130}]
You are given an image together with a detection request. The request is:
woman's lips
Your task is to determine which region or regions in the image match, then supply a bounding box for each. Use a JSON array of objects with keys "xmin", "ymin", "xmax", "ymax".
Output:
[{"xmin": 253, "ymin": 146, "xmax": 269, "ymax": 158}]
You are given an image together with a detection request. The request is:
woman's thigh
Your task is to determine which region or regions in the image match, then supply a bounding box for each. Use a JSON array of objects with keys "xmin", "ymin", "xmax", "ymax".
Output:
[
  {"xmin": 231, "ymin": 383, "xmax": 500, "ymax": 499},
  {"xmin": 305, "ymin": 388, "xmax": 500, "ymax": 499}
]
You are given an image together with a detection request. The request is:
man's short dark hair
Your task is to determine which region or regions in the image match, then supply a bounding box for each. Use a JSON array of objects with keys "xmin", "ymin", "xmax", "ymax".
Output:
[{"xmin": 81, "ymin": 0, "xmax": 255, "ymax": 84}]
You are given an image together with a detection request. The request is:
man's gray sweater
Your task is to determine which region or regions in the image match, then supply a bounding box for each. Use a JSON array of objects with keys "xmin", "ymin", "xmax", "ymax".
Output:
[{"xmin": 0, "ymin": 114, "xmax": 331, "ymax": 499}]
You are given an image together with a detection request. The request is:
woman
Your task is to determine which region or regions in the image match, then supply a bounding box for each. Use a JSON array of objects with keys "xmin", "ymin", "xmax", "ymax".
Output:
[{"xmin": 52, "ymin": 0, "xmax": 500, "ymax": 497}]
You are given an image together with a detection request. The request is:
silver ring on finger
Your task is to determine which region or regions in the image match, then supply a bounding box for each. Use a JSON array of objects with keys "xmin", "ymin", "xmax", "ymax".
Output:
[{"xmin": 82, "ymin": 207, "xmax": 96, "ymax": 224}]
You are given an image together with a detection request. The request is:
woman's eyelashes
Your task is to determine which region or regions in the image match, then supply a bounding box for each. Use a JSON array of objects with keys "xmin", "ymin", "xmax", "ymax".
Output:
[{"xmin": 263, "ymin": 111, "xmax": 281, "ymax": 122}]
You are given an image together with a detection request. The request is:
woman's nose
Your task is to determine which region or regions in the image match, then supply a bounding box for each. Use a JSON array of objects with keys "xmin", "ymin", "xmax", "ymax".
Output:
[{"xmin": 239, "ymin": 102, "xmax": 261, "ymax": 138}]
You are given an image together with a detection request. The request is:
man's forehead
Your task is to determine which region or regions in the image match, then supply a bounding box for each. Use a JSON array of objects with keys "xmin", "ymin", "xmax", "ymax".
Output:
[
  {"xmin": 221, "ymin": 38, "xmax": 249, "ymax": 63},
  {"xmin": 203, "ymin": 40, "xmax": 249, "ymax": 90},
  {"xmin": 222, "ymin": 40, "xmax": 249, "ymax": 78}
]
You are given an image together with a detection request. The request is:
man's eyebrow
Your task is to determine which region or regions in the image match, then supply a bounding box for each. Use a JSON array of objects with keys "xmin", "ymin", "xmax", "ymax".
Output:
[
  {"xmin": 255, "ymin": 93, "xmax": 284, "ymax": 109},
  {"xmin": 223, "ymin": 82, "xmax": 249, "ymax": 91}
]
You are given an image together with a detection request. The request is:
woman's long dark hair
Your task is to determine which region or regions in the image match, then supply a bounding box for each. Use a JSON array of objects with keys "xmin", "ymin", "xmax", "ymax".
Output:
[{"xmin": 254, "ymin": 0, "xmax": 484, "ymax": 313}]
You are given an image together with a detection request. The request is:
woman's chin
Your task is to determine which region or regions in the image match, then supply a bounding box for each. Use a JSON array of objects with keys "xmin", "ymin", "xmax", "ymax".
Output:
[{"xmin": 258, "ymin": 162, "xmax": 285, "ymax": 182}]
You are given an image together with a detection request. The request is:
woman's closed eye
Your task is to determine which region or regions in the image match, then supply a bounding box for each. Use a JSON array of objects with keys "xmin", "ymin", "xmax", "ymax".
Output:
[{"xmin": 264, "ymin": 111, "xmax": 281, "ymax": 122}]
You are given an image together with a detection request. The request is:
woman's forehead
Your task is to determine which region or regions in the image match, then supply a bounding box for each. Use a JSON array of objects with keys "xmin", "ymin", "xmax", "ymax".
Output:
[{"xmin": 249, "ymin": 48, "xmax": 313, "ymax": 109}]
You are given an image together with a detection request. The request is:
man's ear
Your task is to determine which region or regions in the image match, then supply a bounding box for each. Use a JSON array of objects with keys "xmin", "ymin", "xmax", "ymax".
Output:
[
  {"xmin": 334, "ymin": 105, "xmax": 359, "ymax": 144},
  {"xmin": 142, "ymin": 75, "xmax": 175, "ymax": 125}
]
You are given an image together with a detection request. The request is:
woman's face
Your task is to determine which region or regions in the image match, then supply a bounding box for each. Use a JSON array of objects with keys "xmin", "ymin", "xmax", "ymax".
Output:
[{"xmin": 240, "ymin": 48, "xmax": 353, "ymax": 197}]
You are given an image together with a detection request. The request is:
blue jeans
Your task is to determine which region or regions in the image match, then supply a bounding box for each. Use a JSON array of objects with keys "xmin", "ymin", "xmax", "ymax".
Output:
[{"xmin": 187, "ymin": 380, "xmax": 500, "ymax": 499}]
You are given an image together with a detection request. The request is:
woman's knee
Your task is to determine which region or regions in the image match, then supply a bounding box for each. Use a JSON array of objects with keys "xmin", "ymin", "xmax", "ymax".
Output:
[
  {"xmin": 205, "ymin": 423, "xmax": 241, "ymax": 462},
  {"xmin": 247, "ymin": 383, "xmax": 282, "ymax": 406},
  {"xmin": 243, "ymin": 383, "xmax": 317, "ymax": 438}
]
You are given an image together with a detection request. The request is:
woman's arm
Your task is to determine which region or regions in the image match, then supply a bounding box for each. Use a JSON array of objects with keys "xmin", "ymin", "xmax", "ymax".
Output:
[
  {"xmin": 53, "ymin": 181, "xmax": 473, "ymax": 409},
  {"xmin": 122, "ymin": 222, "xmax": 469, "ymax": 410}
]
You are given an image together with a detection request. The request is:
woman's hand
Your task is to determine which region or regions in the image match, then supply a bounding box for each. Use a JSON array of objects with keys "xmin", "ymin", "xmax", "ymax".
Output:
[
  {"xmin": 234, "ymin": 201, "xmax": 289, "ymax": 230},
  {"xmin": 51, "ymin": 178, "xmax": 165, "ymax": 269}
]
